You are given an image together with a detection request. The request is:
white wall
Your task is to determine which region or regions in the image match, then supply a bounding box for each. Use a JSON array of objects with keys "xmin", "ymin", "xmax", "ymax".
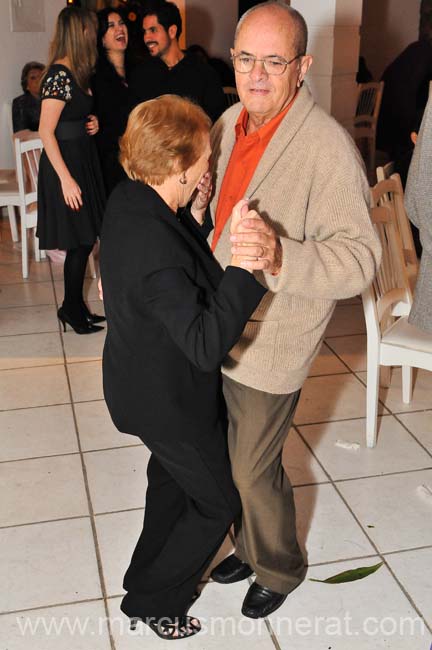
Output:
[
  {"xmin": 361, "ymin": 0, "xmax": 421, "ymax": 81},
  {"xmin": 185, "ymin": 0, "xmax": 237, "ymax": 62},
  {"xmin": 0, "ymin": 0, "xmax": 64, "ymax": 168}
]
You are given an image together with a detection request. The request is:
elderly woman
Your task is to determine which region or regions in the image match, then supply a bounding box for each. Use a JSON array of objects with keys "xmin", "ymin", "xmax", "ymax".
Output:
[
  {"xmin": 100, "ymin": 94, "xmax": 266, "ymax": 640},
  {"xmin": 12, "ymin": 61, "xmax": 44, "ymax": 133}
]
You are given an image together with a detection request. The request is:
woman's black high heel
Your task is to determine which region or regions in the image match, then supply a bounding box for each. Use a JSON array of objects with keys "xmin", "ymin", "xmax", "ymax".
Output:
[
  {"xmin": 129, "ymin": 615, "xmax": 201, "ymax": 639},
  {"xmin": 58, "ymin": 307, "xmax": 104, "ymax": 335},
  {"xmin": 82, "ymin": 304, "xmax": 106, "ymax": 325},
  {"xmin": 84, "ymin": 311, "xmax": 106, "ymax": 325}
]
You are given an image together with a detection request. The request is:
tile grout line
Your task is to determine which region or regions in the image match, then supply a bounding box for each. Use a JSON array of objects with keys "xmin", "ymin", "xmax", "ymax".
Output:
[
  {"xmin": 0, "ymin": 597, "xmax": 107, "ymax": 618},
  {"xmin": 51, "ymin": 260, "xmax": 117, "ymax": 650},
  {"xmin": 0, "ymin": 443, "xmax": 143, "ymax": 465},
  {"xmin": 324, "ymin": 338, "xmax": 392, "ymax": 416},
  {"xmin": 391, "ymin": 411, "xmax": 432, "ymax": 462},
  {"xmin": 331, "ymin": 477, "xmax": 432, "ymax": 636},
  {"xmin": 293, "ymin": 353, "xmax": 432, "ymax": 636}
]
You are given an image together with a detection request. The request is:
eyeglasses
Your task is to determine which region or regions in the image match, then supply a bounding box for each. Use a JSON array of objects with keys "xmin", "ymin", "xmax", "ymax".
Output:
[{"xmin": 231, "ymin": 53, "xmax": 302, "ymax": 75}]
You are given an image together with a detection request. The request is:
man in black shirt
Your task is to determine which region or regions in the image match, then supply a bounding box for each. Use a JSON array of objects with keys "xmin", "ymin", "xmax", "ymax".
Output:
[
  {"xmin": 377, "ymin": 39, "xmax": 432, "ymax": 185},
  {"xmin": 129, "ymin": 0, "xmax": 226, "ymax": 122}
]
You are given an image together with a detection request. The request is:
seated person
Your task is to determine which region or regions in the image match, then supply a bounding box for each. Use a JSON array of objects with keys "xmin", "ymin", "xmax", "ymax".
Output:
[
  {"xmin": 12, "ymin": 61, "xmax": 44, "ymax": 133},
  {"xmin": 187, "ymin": 44, "xmax": 235, "ymax": 87}
]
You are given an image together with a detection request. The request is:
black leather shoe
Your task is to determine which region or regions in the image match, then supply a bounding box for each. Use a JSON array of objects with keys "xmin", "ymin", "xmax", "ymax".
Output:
[
  {"xmin": 210, "ymin": 555, "xmax": 253, "ymax": 584},
  {"xmin": 241, "ymin": 582, "xmax": 287, "ymax": 618}
]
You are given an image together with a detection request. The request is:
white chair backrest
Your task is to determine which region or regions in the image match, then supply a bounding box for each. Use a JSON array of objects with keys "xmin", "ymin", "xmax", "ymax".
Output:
[
  {"xmin": 14, "ymin": 135, "xmax": 43, "ymax": 278},
  {"xmin": 376, "ymin": 160, "xmax": 395, "ymax": 182},
  {"xmin": 371, "ymin": 174, "xmax": 419, "ymax": 280},
  {"xmin": 371, "ymin": 203, "xmax": 412, "ymax": 318},
  {"xmin": 14, "ymin": 136, "xmax": 42, "ymax": 207}
]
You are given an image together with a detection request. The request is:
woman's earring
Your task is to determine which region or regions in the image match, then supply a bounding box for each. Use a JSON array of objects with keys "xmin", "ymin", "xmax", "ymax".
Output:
[{"xmin": 179, "ymin": 172, "xmax": 187, "ymax": 185}]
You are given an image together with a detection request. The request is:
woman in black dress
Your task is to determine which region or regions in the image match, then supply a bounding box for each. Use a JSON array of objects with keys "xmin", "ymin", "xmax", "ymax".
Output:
[
  {"xmin": 37, "ymin": 7, "xmax": 105, "ymax": 334},
  {"xmin": 100, "ymin": 95, "xmax": 266, "ymax": 640},
  {"xmin": 93, "ymin": 7, "xmax": 133, "ymax": 196}
]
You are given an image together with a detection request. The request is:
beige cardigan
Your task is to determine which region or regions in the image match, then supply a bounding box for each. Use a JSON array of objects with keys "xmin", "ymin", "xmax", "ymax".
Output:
[{"xmin": 209, "ymin": 85, "xmax": 381, "ymax": 394}]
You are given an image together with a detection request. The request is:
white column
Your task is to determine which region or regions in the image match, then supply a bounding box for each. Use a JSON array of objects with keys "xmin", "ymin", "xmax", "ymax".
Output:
[
  {"xmin": 291, "ymin": 0, "xmax": 363, "ymax": 127},
  {"xmin": 176, "ymin": 0, "xmax": 186, "ymax": 49}
]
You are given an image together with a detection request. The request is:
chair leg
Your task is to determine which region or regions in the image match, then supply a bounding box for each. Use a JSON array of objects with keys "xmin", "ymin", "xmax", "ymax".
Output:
[
  {"xmin": 7, "ymin": 205, "xmax": 19, "ymax": 242},
  {"xmin": 402, "ymin": 366, "xmax": 413, "ymax": 404},
  {"xmin": 21, "ymin": 226, "xmax": 29, "ymax": 279},
  {"xmin": 34, "ymin": 230, "xmax": 41, "ymax": 263},
  {"xmin": 366, "ymin": 359, "xmax": 380, "ymax": 448}
]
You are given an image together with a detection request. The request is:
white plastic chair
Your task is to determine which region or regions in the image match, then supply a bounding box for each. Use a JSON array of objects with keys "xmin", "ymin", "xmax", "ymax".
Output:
[
  {"xmin": 362, "ymin": 205, "xmax": 432, "ymax": 447},
  {"xmin": 0, "ymin": 102, "xmax": 20, "ymax": 241},
  {"xmin": 14, "ymin": 136, "xmax": 44, "ymax": 277},
  {"xmin": 0, "ymin": 172, "xmax": 20, "ymax": 242}
]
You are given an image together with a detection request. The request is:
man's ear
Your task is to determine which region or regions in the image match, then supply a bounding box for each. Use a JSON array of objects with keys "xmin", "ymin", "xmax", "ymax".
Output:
[{"xmin": 168, "ymin": 24, "xmax": 178, "ymax": 40}]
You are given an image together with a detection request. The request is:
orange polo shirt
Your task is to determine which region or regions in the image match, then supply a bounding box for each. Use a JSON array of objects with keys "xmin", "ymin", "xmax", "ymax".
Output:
[{"xmin": 211, "ymin": 97, "xmax": 296, "ymax": 251}]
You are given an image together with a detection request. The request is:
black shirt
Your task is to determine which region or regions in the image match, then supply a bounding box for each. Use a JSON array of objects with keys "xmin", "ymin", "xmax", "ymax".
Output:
[
  {"xmin": 129, "ymin": 53, "xmax": 226, "ymax": 122},
  {"xmin": 377, "ymin": 40, "xmax": 432, "ymax": 153},
  {"xmin": 92, "ymin": 57, "xmax": 134, "ymax": 195},
  {"xmin": 12, "ymin": 92, "xmax": 41, "ymax": 132}
]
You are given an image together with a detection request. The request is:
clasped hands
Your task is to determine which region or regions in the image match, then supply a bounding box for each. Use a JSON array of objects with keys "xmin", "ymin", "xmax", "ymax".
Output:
[
  {"xmin": 191, "ymin": 172, "xmax": 282, "ymax": 274},
  {"xmin": 230, "ymin": 198, "xmax": 282, "ymax": 274}
]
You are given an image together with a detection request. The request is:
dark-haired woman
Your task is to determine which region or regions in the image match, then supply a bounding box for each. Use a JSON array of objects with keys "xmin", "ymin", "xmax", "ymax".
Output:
[
  {"xmin": 37, "ymin": 7, "xmax": 106, "ymax": 334},
  {"xmin": 12, "ymin": 61, "xmax": 44, "ymax": 133},
  {"xmin": 92, "ymin": 7, "xmax": 133, "ymax": 196}
]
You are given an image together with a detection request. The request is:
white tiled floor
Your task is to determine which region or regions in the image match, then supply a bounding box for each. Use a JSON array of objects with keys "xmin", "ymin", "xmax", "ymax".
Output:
[{"xmin": 1, "ymin": 219, "xmax": 431, "ymax": 649}]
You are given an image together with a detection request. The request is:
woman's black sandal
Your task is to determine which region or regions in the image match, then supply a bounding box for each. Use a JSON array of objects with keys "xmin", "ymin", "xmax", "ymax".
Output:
[{"xmin": 130, "ymin": 615, "xmax": 201, "ymax": 640}]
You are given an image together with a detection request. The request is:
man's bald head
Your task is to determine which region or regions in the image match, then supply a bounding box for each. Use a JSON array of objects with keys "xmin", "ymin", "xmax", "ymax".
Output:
[{"xmin": 235, "ymin": 1, "xmax": 308, "ymax": 58}]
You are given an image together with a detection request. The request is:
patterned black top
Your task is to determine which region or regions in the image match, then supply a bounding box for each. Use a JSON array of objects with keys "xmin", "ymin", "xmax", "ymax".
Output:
[
  {"xmin": 41, "ymin": 66, "xmax": 73, "ymax": 102},
  {"xmin": 41, "ymin": 64, "xmax": 93, "ymax": 121}
]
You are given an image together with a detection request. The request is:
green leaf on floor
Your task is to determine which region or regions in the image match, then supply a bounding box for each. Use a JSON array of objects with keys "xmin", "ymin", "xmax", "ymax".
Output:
[{"xmin": 309, "ymin": 562, "xmax": 383, "ymax": 584}]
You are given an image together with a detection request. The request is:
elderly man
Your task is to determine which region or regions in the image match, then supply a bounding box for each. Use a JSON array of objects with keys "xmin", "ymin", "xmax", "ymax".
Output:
[
  {"xmin": 129, "ymin": 0, "xmax": 226, "ymax": 122},
  {"xmin": 205, "ymin": 1, "xmax": 381, "ymax": 618}
]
